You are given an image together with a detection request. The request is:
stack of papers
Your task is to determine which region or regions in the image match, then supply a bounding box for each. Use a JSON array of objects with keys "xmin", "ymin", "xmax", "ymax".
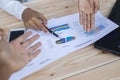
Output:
[{"xmin": 10, "ymin": 11, "xmax": 118, "ymax": 80}]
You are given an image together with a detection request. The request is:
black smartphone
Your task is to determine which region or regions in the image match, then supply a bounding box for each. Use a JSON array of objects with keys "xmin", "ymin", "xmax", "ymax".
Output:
[{"xmin": 8, "ymin": 28, "xmax": 25, "ymax": 42}]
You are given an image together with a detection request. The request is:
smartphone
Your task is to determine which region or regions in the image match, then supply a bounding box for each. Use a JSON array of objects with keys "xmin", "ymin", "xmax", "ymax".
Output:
[{"xmin": 8, "ymin": 28, "xmax": 26, "ymax": 42}]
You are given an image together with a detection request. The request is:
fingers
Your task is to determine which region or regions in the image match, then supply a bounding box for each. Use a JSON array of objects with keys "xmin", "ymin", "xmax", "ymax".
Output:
[
  {"xmin": 38, "ymin": 14, "xmax": 47, "ymax": 25},
  {"xmin": 79, "ymin": 8, "xmax": 96, "ymax": 32},
  {"xmin": 80, "ymin": 12, "xmax": 96, "ymax": 32},
  {"xmin": 32, "ymin": 17, "xmax": 48, "ymax": 32},
  {"xmin": 86, "ymin": 13, "xmax": 91, "ymax": 32},
  {"xmin": 79, "ymin": 8, "xmax": 86, "ymax": 27},
  {"xmin": 16, "ymin": 31, "xmax": 32, "ymax": 43},
  {"xmin": 78, "ymin": 0, "xmax": 99, "ymax": 32},
  {"xmin": 80, "ymin": 10, "xmax": 94, "ymax": 32},
  {"xmin": 79, "ymin": 7, "xmax": 94, "ymax": 32},
  {"xmin": 27, "ymin": 42, "xmax": 41, "ymax": 61},
  {"xmin": 83, "ymin": 12, "xmax": 87, "ymax": 31},
  {"xmin": 14, "ymin": 31, "xmax": 41, "ymax": 62},
  {"xmin": 91, "ymin": 13, "xmax": 95, "ymax": 30},
  {"xmin": 79, "ymin": 12, "xmax": 83, "ymax": 25},
  {"xmin": 27, "ymin": 20, "xmax": 38, "ymax": 30},
  {"xmin": 30, "ymin": 49, "xmax": 41, "ymax": 60},
  {"xmin": 22, "ymin": 8, "xmax": 48, "ymax": 32},
  {"xmin": 25, "ymin": 17, "xmax": 48, "ymax": 32},
  {"xmin": 25, "ymin": 23, "xmax": 37, "ymax": 30},
  {"xmin": 22, "ymin": 34, "xmax": 40, "ymax": 48},
  {"xmin": 27, "ymin": 42, "xmax": 41, "ymax": 54}
]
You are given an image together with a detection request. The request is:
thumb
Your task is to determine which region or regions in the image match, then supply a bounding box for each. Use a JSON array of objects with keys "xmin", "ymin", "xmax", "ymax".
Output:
[{"xmin": 93, "ymin": 0, "xmax": 100, "ymax": 13}]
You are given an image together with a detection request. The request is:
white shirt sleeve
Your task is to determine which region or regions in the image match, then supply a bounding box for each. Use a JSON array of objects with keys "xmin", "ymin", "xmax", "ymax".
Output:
[{"xmin": 0, "ymin": 0, "xmax": 28, "ymax": 20}]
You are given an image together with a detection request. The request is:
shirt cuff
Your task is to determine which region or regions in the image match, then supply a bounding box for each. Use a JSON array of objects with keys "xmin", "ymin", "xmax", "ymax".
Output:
[{"xmin": 2, "ymin": 1, "xmax": 28, "ymax": 20}]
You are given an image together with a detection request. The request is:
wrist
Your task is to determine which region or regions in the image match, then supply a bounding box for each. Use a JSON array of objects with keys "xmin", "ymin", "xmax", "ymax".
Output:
[
  {"xmin": 0, "ymin": 55, "xmax": 14, "ymax": 78},
  {"xmin": 22, "ymin": 8, "xmax": 31, "ymax": 21},
  {"xmin": 0, "ymin": 64, "xmax": 14, "ymax": 80}
]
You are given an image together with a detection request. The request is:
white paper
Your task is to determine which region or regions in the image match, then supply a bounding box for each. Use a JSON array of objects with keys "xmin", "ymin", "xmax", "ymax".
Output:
[{"xmin": 9, "ymin": 11, "xmax": 118, "ymax": 80}]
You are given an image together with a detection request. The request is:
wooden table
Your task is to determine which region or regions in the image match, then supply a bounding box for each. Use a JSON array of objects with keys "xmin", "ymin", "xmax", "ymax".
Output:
[{"xmin": 1, "ymin": 0, "xmax": 120, "ymax": 80}]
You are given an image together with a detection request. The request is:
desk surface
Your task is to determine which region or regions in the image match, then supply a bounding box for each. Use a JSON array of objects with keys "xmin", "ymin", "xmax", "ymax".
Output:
[{"xmin": 1, "ymin": 0, "xmax": 120, "ymax": 80}]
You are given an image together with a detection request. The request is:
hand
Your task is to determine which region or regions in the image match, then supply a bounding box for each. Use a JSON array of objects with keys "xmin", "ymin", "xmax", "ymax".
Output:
[
  {"xmin": 0, "ymin": 30, "xmax": 41, "ymax": 79},
  {"xmin": 78, "ymin": 0, "xmax": 100, "ymax": 32},
  {"xmin": 22, "ymin": 8, "xmax": 48, "ymax": 32}
]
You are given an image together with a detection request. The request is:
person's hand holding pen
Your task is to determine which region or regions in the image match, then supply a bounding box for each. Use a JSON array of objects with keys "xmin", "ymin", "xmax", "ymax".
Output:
[
  {"xmin": 22, "ymin": 8, "xmax": 59, "ymax": 38},
  {"xmin": 22, "ymin": 8, "xmax": 48, "ymax": 32}
]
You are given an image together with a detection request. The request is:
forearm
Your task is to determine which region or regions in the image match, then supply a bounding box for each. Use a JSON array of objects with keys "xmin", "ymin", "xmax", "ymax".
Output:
[
  {"xmin": 0, "ymin": 65, "xmax": 13, "ymax": 80},
  {"xmin": 0, "ymin": 0, "xmax": 27, "ymax": 20},
  {"xmin": 0, "ymin": 51, "xmax": 13, "ymax": 80}
]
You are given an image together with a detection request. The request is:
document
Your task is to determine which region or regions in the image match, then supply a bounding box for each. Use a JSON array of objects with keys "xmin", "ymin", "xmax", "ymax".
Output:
[{"xmin": 9, "ymin": 11, "xmax": 118, "ymax": 80}]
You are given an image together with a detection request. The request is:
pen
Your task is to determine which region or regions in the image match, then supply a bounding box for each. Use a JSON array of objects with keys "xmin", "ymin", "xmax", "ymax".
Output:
[
  {"xmin": 40, "ymin": 21, "xmax": 60, "ymax": 38},
  {"xmin": 45, "ymin": 27, "xmax": 60, "ymax": 38}
]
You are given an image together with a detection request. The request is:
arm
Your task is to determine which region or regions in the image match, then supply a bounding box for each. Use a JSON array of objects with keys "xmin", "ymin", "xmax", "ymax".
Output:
[
  {"xmin": 78, "ymin": 0, "xmax": 100, "ymax": 32},
  {"xmin": 0, "ymin": 0, "xmax": 27, "ymax": 20},
  {"xmin": 0, "ymin": 29, "xmax": 41, "ymax": 80},
  {"xmin": 0, "ymin": 62, "xmax": 14, "ymax": 80},
  {"xmin": 0, "ymin": 0, "xmax": 48, "ymax": 32}
]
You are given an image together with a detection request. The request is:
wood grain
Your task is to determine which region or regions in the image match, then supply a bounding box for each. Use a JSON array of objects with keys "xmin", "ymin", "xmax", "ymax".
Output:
[
  {"xmin": 65, "ymin": 60, "xmax": 120, "ymax": 80},
  {"xmin": 23, "ymin": 46, "xmax": 120, "ymax": 80},
  {"xmin": 0, "ymin": 0, "xmax": 118, "ymax": 80},
  {"xmin": 0, "ymin": 0, "xmax": 116, "ymax": 28}
]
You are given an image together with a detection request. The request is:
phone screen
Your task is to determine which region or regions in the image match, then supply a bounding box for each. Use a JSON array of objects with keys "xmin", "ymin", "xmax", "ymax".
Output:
[{"xmin": 9, "ymin": 30, "xmax": 24, "ymax": 42}]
